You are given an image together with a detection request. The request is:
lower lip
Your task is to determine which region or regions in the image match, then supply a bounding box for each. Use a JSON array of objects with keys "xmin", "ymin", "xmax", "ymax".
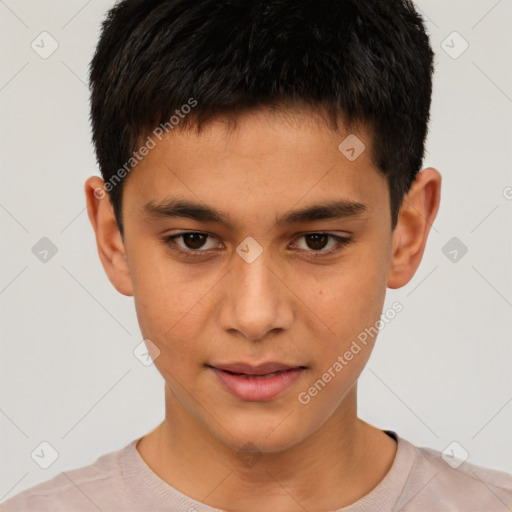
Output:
[{"xmin": 209, "ymin": 367, "xmax": 305, "ymax": 401}]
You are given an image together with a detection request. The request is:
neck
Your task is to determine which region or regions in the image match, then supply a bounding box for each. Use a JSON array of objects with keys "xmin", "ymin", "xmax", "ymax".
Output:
[{"xmin": 136, "ymin": 383, "xmax": 397, "ymax": 511}]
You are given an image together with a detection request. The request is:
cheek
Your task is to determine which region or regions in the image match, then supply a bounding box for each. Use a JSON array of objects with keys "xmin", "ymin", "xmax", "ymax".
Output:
[
  {"xmin": 129, "ymin": 260, "xmax": 201, "ymax": 368},
  {"xmin": 309, "ymin": 240, "xmax": 391, "ymax": 372},
  {"xmin": 297, "ymin": 365, "xmax": 359, "ymax": 416},
  {"xmin": 129, "ymin": 241, "xmax": 198, "ymax": 333},
  {"xmin": 320, "ymin": 261, "xmax": 388, "ymax": 337}
]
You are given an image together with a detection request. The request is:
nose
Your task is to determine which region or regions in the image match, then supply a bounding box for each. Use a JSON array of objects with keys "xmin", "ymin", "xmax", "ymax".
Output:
[{"xmin": 217, "ymin": 244, "xmax": 294, "ymax": 341}]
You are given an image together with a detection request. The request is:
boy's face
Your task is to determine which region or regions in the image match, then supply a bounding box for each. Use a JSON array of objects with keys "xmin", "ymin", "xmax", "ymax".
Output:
[{"xmin": 87, "ymin": 108, "xmax": 438, "ymax": 453}]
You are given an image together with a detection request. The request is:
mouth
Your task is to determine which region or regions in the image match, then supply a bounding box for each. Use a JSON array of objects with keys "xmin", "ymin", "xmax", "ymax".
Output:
[{"xmin": 206, "ymin": 362, "xmax": 307, "ymax": 401}]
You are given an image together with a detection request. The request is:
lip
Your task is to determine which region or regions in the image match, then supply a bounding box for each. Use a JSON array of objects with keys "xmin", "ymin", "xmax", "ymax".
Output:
[
  {"xmin": 207, "ymin": 362, "xmax": 306, "ymax": 401},
  {"xmin": 211, "ymin": 362, "xmax": 302, "ymax": 375}
]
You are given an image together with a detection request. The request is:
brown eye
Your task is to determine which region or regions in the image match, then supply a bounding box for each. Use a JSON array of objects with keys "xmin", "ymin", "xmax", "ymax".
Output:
[
  {"xmin": 181, "ymin": 233, "xmax": 208, "ymax": 250},
  {"xmin": 292, "ymin": 233, "xmax": 352, "ymax": 256},
  {"xmin": 304, "ymin": 233, "xmax": 329, "ymax": 251},
  {"xmin": 164, "ymin": 232, "xmax": 218, "ymax": 254}
]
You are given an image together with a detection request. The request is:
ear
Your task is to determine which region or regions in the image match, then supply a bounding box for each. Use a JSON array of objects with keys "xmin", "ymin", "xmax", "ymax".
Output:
[
  {"xmin": 387, "ymin": 167, "xmax": 441, "ymax": 289},
  {"xmin": 84, "ymin": 176, "xmax": 134, "ymax": 296}
]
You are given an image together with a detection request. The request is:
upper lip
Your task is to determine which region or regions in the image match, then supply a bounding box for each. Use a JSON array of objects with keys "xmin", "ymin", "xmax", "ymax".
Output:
[{"xmin": 208, "ymin": 362, "xmax": 305, "ymax": 375}]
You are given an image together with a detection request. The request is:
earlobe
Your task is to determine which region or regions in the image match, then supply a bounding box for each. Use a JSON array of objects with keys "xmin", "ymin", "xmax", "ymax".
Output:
[
  {"xmin": 387, "ymin": 167, "xmax": 441, "ymax": 289},
  {"xmin": 84, "ymin": 176, "xmax": 134, "ymax": 296}
]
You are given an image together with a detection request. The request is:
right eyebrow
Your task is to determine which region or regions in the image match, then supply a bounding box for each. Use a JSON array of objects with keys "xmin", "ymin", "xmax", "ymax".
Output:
[{"xmin": 143, "ymin": 198, "xmax": 235, "ymax": 229}]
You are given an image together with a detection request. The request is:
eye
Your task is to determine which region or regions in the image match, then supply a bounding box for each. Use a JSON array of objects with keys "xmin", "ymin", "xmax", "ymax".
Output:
[
  {"xmin": 164, "ymin": 232, "xmax": 220, "ymax": 253},
  {"xmin": 162, "ymin": 231, "xmax": 352, "ymax": 258},
  {"xmin": 291, "ymin": 233, "xmax": 352, "ymax": 255}
]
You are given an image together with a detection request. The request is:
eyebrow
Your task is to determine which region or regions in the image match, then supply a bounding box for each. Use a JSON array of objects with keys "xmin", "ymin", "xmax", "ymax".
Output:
[{"xmin": 143, "ymin": 198, "xmax": 368, "ymax": 229}]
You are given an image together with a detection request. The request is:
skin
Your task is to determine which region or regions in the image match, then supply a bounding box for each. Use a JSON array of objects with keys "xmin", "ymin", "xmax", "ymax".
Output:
[{"xmin": 85, "ymin": 107, "xmax": 441, "ymax": 511}]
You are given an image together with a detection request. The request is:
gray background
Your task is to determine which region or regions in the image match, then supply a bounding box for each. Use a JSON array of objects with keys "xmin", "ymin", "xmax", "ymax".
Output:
[{"xmin": 1, "ymin": 0, "xmax": 511, "ymax": 500}]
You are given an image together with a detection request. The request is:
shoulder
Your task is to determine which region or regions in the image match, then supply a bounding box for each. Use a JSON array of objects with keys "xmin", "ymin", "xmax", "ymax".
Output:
[
  {"xmin": 0, "ymin": 442, "xmax": 130, "ymax": 512},
  {"xmin": 396, "ymin": 438, "xmax": 512, "ymax": 512}
]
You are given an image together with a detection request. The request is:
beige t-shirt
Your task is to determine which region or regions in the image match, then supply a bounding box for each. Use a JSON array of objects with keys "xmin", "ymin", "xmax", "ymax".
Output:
[{"xmin": 1, "ymin": 431, "xmax": 511, "ymax": 511}]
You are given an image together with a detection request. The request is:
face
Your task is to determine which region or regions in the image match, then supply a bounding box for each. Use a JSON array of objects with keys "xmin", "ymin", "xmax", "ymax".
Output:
[
  {"xmin": 111, "ymin": 108, "xmax": 394, "ymax": 452},
  {"xmin": 88, "ymin": 105, "xmax": 443, "ymax": 457}
]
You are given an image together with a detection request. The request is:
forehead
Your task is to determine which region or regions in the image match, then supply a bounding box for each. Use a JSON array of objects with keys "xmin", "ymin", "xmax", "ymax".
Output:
[{"xmin": 123, "ymin": 108, "xmax": 389, "ymax": 226}]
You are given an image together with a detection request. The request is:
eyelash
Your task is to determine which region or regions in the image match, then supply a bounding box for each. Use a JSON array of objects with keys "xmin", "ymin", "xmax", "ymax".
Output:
[{"xmin": 162, "ymin": 231, "xmax": 352, "ymax": 259}]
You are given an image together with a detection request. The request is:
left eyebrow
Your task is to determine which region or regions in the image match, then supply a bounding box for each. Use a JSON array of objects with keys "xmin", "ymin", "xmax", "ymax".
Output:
[
  {"xmin": 274, "ymin": 200, "xmax": 368, "ymax": 227},
  {"xmin": 142, "ymin": 198, "xmax": 368, "ymax": 228}
]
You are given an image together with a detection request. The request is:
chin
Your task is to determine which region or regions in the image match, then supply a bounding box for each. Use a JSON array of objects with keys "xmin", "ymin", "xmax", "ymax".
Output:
[{"xmin": 209, "ymin": 408, "xmax": 313, "ymax": 455}]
